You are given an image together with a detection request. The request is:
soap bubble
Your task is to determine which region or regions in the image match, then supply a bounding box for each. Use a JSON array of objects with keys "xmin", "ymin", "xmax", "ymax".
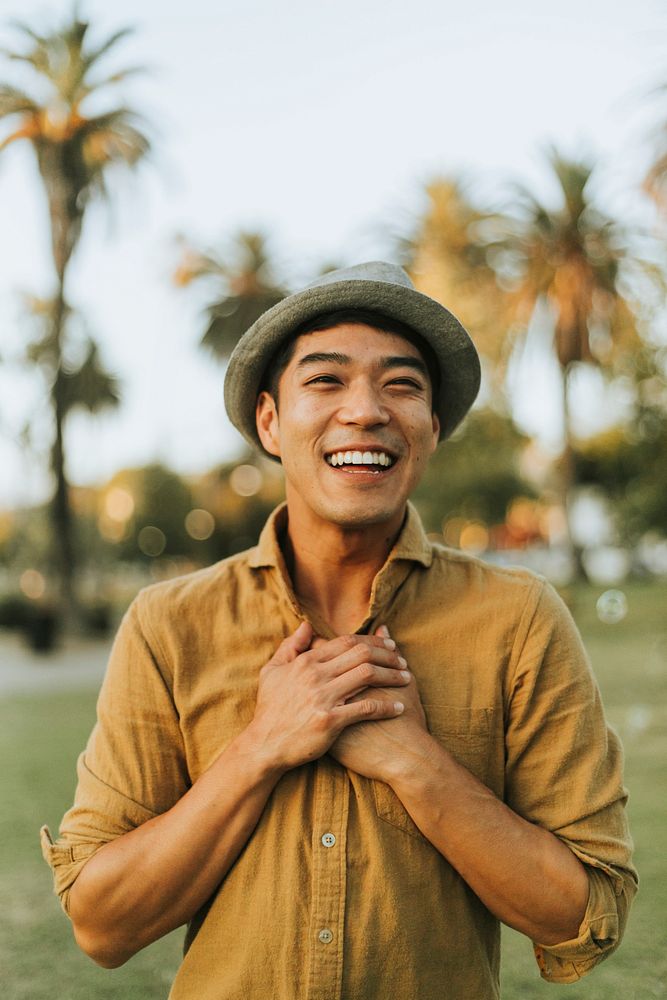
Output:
[{"xmin": 596, "ymin": 589, "xmax": 628, "ymax": 624}]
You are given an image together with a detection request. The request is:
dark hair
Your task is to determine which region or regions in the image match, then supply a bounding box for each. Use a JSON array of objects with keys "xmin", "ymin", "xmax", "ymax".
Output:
[{"xmin": 260, "ymin": 308, "xmax": 440, "ymax": 408}]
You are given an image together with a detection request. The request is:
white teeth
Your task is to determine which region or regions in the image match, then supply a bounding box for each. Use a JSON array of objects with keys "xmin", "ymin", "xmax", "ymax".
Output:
[{"xmin": 326, "ymin": 450, "xmax": 395, "ymax": 468}]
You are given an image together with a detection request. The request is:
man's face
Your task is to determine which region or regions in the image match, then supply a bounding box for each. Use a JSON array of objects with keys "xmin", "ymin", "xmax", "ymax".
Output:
[{"xmin": 256, "ymin": 323, "xmax": 440, "ymax": 532}]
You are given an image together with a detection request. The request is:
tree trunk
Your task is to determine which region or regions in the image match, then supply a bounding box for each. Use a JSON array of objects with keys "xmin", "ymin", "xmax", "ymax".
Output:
[
  {"xmin": 48, "ymin": 277, "xmax": 78, "ymax": 623},
  {"xmin": 560, "ymin": 364, "xmax": 587, "ymax": 581}
]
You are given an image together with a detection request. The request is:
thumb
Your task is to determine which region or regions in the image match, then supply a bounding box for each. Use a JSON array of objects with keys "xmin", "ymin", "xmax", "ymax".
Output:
[{"xmin": 273, "ymin": 620, "xmax": 313, "ymax": 663}]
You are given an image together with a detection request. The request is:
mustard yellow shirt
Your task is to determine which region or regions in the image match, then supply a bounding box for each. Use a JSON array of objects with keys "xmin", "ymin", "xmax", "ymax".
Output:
[{"xmin": 41, "ymin": 503, "xmax": 636, "ymax": 999}]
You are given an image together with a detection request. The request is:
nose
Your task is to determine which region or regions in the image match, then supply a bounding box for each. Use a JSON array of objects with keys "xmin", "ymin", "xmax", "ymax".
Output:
[{"xmin": 336, "ymin": 378, "xmax": 390, "ymax": 428}]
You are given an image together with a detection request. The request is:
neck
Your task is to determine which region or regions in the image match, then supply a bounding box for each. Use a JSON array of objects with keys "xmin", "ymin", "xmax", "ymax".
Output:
[{"xmin": 282, "ymin": 500, "xmax": 406, "ymax": 635}]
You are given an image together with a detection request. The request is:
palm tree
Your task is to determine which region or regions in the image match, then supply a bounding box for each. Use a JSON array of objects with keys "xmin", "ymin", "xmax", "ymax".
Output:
[
  {"xmin": 400, "ymin": 178, "xmax": 513, "ymax": 402},
  {"xmin": 174, "ymin": 231, "xmax": 287, "ymax": 362},
  {"xmin": 0, "ymin": 11, "xmax": 150, "ymax": 611},
  {"xmin": 488, "ymin": 149, "xmax": 644, "ymax": 569}
]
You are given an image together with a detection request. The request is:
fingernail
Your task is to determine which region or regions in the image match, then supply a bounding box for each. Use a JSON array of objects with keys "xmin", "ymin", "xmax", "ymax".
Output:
[
  {"xmin": 400, "ymin": 670, "xmax": 410, "ymax": 681},
  {"xmin": 398, "ymin": 656, "xmax": 407, "ymax": 668},
  {"xmin": 383, "ymin": 638, "xmax": 396, "ymax": 650},
  {"xmin": 393, "ymin": 701, "xmax": 405, "ymax": 714},
  {"xmin": 378, "ymin": 625, "xmax": 390, "ymax": 637}
]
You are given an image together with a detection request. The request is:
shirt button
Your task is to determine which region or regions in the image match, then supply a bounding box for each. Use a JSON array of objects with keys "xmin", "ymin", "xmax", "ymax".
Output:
[
  {"xmin": 321, "ymin": 832, "xmax": 336, "ymax": 848},
  {"xmin": 318, "ymin": 929, "xmax": 334, "ymax": 945}
]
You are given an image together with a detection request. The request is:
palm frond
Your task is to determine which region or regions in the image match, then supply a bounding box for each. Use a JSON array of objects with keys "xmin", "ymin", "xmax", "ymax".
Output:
[
  {"xmin": 78, "ymin": 65, "xmax": 146, "ymax": 102},
  {"xmin": 0, "ymin": 83, "xmax": 40, "ymax": 117},
  {"xmin": 2, "ymin": 38, "xmax": 52, "ymax": 77},
  {"xmin": 81, "ymin": 26, "xmax": 135, "ymax": 75},
  {"xmin": 5, "ymin": 18, "xmax": 49, "ymax": 49},
  {"xmin": 201, "ymin": 291, "xmax": 285, "ymax": 361},
  {"xmin": 78, "ymin": 113, "xmax": 151, "ymax": 199},
  {"xmin": 173, "ymin": 246, "xmax": 229, "ymax": 286},
  {"xmin": 59, "ymin": 338, "xmax": 121, "ymax": 414}
]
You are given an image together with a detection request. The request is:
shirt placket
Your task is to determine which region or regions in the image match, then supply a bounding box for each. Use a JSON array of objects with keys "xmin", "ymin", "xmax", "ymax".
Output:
[{"xmin": 306, "ymin": 757, "xmax": 350, "ymax": 1000}]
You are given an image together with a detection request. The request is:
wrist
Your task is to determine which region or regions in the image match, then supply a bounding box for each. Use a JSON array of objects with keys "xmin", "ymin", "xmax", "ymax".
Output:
[
  {"xmin": 384, "ymin": 730, "xmax": 441, "ymax": 791},
  {"xmin": 227, "ymin": 721, "xmax": 290, "ymax": 785}
]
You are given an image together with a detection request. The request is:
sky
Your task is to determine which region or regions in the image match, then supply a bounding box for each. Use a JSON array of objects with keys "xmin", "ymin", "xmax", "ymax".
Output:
[{"xmin": 0, "ymin": 0, "xmax": 664, "ymax": 507}]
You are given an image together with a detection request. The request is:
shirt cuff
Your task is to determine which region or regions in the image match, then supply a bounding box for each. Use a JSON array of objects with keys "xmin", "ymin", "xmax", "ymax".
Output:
[
  {"xmin": 40, "ymin": 825, "xmax": 102, "ymax": 915},
  {"xmin": 40, "ymin": 754, "xmax": 159, "ymax": 916},
  {"xmin": 533, "ymin": 862, "xmax": 636, "ymax": 983}
]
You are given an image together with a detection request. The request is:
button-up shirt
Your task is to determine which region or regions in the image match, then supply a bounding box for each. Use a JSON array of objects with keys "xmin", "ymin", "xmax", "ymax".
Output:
[{"xmin": 41, "ymin": 503, "xmax": 637, "ymax": 999}]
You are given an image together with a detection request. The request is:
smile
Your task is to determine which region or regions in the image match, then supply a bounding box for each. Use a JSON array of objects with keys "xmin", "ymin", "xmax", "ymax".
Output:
[{"xmin": 324, "ymin": 450, "xmax": 396, "ymax": 468}]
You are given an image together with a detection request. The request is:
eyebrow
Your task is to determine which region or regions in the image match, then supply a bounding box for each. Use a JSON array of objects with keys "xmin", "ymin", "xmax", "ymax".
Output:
[
  {"xmin": 296, "ymin": 352, "xmax": 429, "ymax": 379},
  {"xmin": 296, "ymin": 352, "xmax": 351, "ymax": 368}
]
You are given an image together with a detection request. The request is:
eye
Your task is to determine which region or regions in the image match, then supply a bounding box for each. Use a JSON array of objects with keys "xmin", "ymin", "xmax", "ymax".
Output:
[
  {"xmin": 387, "ymin": 377, "xmax": 425, "ymax": 390},
  {"xmin": 305, "ymin": 374, "xmax": 341, "ymax": 385}
]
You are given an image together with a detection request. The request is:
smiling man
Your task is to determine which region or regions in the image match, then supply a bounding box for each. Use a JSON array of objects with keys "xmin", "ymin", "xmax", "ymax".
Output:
[{"xmin": 42, "ymin": 262, "xmax": 636, "ymax": 999}]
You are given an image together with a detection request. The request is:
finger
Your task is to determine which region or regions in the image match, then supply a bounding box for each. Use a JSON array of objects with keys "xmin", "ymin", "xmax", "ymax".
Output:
[
  {"xmin": 374, "ymin": 624, "xmax": 391, "ymax": 639},
  {"xmin": 311, "ymin": 634, "xmax": 396, "ymax": 663},
  {"xmin": 271, "ymin": 621, "xmax": 313, "ymax": 665},
  {"xmin": 324, "ymin": 641, "xmax": 407, "ymax": 679},
  {"xmin": 330, "ymin": 663, "xmax": 410, "ymax": 702},
  {"xmin": 331, "ymin": 696, "xmax": 405, "ymax": 728}
]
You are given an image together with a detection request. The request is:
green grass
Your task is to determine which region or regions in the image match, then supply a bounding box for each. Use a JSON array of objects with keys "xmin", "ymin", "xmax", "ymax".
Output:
[
  {"xmin": 1, "ymin": 581, "xmax": 666, "ymax": 998},
  {"xmin": 0, "ymin": 688, "xmax": 183, "ymax": 999},
  {"xmin": 499, "ymin": 581, "xmax": 667, "ymax": 998}
]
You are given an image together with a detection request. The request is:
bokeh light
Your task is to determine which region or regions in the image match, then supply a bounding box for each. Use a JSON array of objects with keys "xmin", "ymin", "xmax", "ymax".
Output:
[
  {"xmin": 442, "ymin": 517, "xmax": 467, "ymax": 548},
  {"xmin": 20, "ymin": 568, "xmax": 46, "ymax": 600},
  {"xmin": 459, "ymin": 521, "xmax": 489, "ymax": 554},
  {"xmin": 185, "ymin": 508, "xmax": 215, "ymax": 540},
  {"xmin": 104, "ymin": 487, "xmax": 135, "ymax": 522},
  {"xmin": 230, "ymin": 464, "xmax": 263, "ymax": 497},
  {"xmin": 138, "ymin": 525, "xmax": 167, "ymax": 557},
  {"xmin": 98, "ymin": 516, "xmax": 129, "ymax": 543}
]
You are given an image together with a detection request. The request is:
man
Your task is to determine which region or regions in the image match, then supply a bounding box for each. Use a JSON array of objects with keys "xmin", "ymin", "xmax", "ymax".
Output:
[{"xmin": 42, "ymin": 261, "xmax": 636, "ymax": 999}]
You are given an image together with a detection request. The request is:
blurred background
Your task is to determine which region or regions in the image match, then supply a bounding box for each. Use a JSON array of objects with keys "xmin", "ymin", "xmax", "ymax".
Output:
[{"xmin": 0, "ymin": 1, "xmax": 665, "ymax": 997}]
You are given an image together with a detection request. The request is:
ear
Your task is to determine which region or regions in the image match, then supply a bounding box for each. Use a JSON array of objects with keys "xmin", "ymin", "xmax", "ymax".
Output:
[
  {"xmin": 256, "ymin": 391, "xmax": 281, "ymax": 459},
  {"xmin": 430, "ymin": 411, "xmax": 440, "ymax": 453}
]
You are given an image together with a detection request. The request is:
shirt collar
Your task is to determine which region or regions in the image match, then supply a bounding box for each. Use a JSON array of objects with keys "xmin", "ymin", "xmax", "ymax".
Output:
[{"xmin": 248, "ymin": 501, "xmax": 433, "ymax": 571}]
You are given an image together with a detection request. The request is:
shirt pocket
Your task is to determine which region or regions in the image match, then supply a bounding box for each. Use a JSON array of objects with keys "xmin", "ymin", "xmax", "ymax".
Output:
[{"xmin": 373, "ymin": 705, "xmax": 495, "ymax": 840}]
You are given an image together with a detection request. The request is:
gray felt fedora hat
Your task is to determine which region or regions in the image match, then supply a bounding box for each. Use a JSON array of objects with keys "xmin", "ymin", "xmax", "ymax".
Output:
[{"xmin": 224, "ymin": 260, "xmax": 481, "ymax": 453}]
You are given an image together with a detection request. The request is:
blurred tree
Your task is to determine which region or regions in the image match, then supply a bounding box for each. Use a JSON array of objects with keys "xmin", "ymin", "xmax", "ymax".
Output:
[
  {"xmin": 0, "ymin": 11, "xmax": 150, "ymax": 613},
  {"xmin": 116, "ymin": 464, "xmax": 193, "ymax": 562},
  {"xmin": 174, "ymin": 231, "xmax": 287, "ymax": 361},
  {"xmin": 644, "ymin": 81, "xmax": 667, "ymax": 212},
  {"xmin": 411, "ymin": 409, "xmax": 533, "ymax": 534},
  {"xmin": 575, "ymin": 414, "xmax": 667, "ymax": 543},
  {"xmin": 400, "ymin": 178, "xmax": 513, "ymax": 401},
  {"xmin": 575, "ymin": 345, "xmax": 667, "ymax": 542},
  {"xmin": 487, "ymin": 149, "xmax": 648, "ymax": 570}
]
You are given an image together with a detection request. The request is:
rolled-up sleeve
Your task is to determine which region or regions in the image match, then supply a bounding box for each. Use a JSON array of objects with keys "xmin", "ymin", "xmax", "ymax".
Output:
[
  {"xmin": 505, "ymin": 580, "xmax": 638, "ymax": 982},
  {"xmin": 41, "ymin": 595, "xmax": 189, "ymax": 914},
  {"xmin": 533, "ymin": 863, "xmax": 636, "ymax": 982}
]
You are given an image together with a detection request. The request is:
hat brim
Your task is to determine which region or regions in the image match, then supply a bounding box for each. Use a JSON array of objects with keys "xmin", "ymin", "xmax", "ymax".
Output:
[{"xmin": 224, "ymin": 278, "xmax": 481, "ymax": 454}]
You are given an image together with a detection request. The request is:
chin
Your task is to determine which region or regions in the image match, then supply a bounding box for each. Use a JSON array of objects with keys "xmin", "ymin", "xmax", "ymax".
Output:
[{"xmin": 318, "ymin": 499, "xmax": 405, "ymax": 529}]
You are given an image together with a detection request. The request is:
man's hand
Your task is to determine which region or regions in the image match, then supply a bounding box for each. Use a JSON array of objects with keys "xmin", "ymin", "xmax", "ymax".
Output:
[
  {"xmin": 328, "ymin": 627, "xmax": 435, "ymax": 784},
  {"xmin": 243, "ymin": 621, "xmax": 410, "ymax": 774},
  {"xmin": 68, "ymin": 622, "xmax": 408, "ymax": 967}
]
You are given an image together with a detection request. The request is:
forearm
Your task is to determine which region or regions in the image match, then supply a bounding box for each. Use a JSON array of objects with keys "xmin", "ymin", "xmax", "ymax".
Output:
[
  {"xmin": 388, "ymin": 736, "xmax": 590, "ymax": 945},
  {"xmin": 69, "ymin": 725, "xmax": 284, "ymax": 967}
]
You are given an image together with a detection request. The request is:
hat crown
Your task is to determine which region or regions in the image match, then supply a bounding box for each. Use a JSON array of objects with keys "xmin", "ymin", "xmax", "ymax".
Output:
[{"xmin": 304, "ymin": 260, "xmax": 414, "ymax": 292}]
